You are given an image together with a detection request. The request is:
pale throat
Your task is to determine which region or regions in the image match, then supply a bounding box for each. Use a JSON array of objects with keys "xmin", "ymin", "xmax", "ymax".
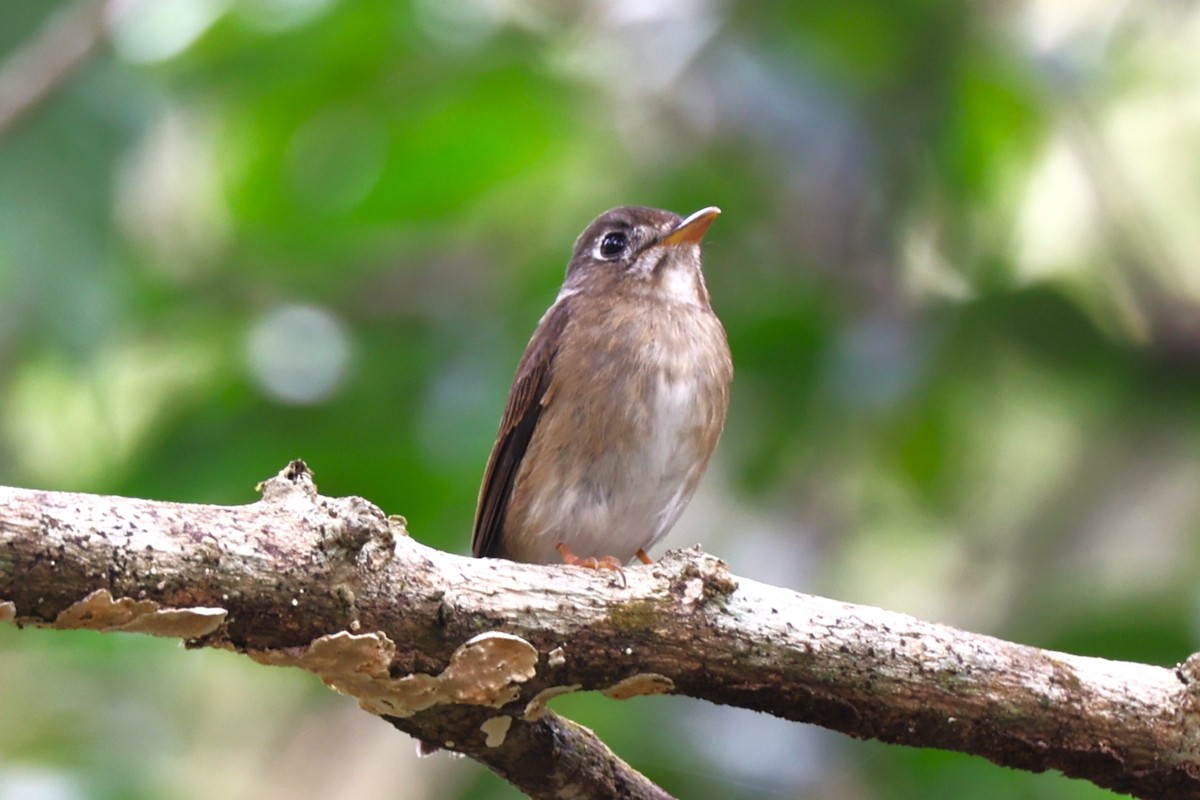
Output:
[
  {"xmin": 651, "ymin": 245, "xmax": 706, "ymax": 307},
  {"xmin": 656, "ymin": 263, "xmax": 700, "ymax": 306}
]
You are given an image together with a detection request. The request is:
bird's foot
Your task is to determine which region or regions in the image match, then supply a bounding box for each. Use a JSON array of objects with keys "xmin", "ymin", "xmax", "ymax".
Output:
[
  {"xmin": 635, "ymin": 548, "xmax": 653, "ymax": 565},
  {"xmin": 556, "ymin": 542, "xmax": 626, "ymax": 587}
]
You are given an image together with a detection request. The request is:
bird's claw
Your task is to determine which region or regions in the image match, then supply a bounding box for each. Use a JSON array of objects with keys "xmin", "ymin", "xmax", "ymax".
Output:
[{"xmin": 556, "ymin": 543, "xmax": 627, "ymax": 587}]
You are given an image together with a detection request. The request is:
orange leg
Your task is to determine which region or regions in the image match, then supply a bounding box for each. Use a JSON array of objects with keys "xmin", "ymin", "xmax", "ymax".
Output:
[
  {"xmin": 556, "ymin": 542, "xmax": 626, "ymax": 586},
  {"xmin": 635, "ymin": 549, "xmax": 653, "ymax": 565}
]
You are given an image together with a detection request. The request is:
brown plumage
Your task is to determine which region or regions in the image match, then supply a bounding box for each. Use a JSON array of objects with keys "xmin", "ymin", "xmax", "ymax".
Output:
[{"xmin": 473, "ymin": 206, "xmax": 732, "ymax": 566}]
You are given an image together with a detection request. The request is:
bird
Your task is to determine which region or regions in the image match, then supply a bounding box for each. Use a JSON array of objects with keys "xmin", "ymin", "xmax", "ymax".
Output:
[{"xmin": 472, "ymin": 205, "xmax": 732, "ymax": 574}]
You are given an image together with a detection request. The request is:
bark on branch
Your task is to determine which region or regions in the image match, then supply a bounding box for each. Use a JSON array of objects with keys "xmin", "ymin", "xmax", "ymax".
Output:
[{"xmin": 1, "ymin": 461, "xmax": 1197, "ymax": 799}]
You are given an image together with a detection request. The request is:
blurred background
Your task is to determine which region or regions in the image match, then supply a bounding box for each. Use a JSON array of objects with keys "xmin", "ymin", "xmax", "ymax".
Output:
[{"xmin": 1, "ymin": 0, "xmax": 1197, "ymax": 798}]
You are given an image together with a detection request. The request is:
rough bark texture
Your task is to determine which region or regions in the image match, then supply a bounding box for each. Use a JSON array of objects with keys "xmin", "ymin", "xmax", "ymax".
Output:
[{"xmin": 1, "ymin": 461, "xmax": 1198, "ymax": 799}]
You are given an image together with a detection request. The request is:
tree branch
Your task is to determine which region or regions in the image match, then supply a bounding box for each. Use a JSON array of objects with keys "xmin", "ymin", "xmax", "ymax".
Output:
[
  {"xmin": 1, "ymin": 461, "xmax": 1197, "ymax": 799},
  {"xmin": 0, "ymin": 0, "xmax": 107, "ymax": 139}
]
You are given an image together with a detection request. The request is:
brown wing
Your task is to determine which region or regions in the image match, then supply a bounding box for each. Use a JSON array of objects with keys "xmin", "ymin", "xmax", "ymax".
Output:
[{"xmin": 472, "ymin": 297, "xmax": 572, "ymax": 558}]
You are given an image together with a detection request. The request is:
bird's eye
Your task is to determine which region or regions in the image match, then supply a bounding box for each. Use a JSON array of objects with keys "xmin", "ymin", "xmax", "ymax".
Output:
[{"xmin": 598, "ymin": 232, "xmax": 628, "ymax": 259}]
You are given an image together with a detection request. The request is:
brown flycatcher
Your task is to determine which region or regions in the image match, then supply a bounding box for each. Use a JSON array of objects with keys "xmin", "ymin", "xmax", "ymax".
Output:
[{"xmin": 472, "ymin": 206, "xmax": 732, "ymax": 572}]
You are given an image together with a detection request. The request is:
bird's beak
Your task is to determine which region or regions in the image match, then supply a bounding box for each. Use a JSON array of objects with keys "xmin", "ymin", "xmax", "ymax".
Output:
[{"xmin": 660, "ymin": 206, "xmax": 721, "ymax": 247}]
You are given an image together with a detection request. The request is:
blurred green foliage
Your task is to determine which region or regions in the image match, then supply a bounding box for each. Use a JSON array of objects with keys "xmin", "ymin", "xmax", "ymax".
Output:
[{"xmin": 3, "ymin": 1, "xmax": 1200, "ymax": 798}]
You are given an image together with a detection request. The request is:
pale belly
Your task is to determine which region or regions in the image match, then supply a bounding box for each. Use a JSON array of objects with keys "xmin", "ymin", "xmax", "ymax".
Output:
[
  {"xmin": 507, "ymin": 371, "xmax": 719, "ymax": 565},
  {"xmin": 500, "ymin": 288, "xmax": 731, "ymax": 565}
]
